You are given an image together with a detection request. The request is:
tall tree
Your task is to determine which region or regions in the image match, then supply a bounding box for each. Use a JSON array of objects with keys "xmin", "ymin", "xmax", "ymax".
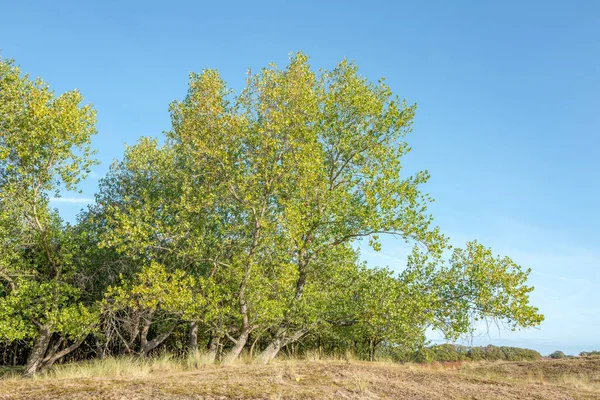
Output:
[
  {"xmin": 0, "ymin": 57, "xmax": 98, "ymax": 376},
  {"xmin": 256, "ymin": 55, "xmax": 448, "ymax": 361},
  {"xmin": 168, "ymin": 64, "xmax": 314, "ymax": 361}
]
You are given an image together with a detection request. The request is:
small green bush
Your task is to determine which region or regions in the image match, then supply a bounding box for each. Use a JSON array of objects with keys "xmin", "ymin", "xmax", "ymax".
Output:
[
  {"xmin": 415, "ymin": 347, "xmax": 435, "ymax": 363},
  {"xmin": 379, "ymin": 345, "xmax": 413, "ymax": 363},
  {"xmin": 523, "ymin": 348, "xmax": 542, "ymax": 360},
  {"xmin": 431, "ymin": 344, "xmax": 460, "ymax": 362},
  {"xmin": 456, "ymin": 345, "xmax": 469, "ymax": 361},
  {"xmin": 467, "ymin": 347, "xmax": 485, "ymax": 361},
  {"xmin": 550, "ymin": 350, "xmax": 566, "ymax": 359}
]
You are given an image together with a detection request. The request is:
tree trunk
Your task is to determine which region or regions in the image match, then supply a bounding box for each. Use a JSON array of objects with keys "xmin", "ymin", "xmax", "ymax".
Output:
[
  {"xmin": 189, "ymin": 321, "xmax": 199, "ymax": 354},
  {"xmin": 205, "ymin": 333, "xmax": 220, "ymax": 363},
  {"xmin": 41, "ymin": 335, "xmax": 87, "ymax": 371},
  {"xmin": 223, "ymin": 329, "xmax": 249, "ymax": 363},
  {"xmin": 258, "ymin": 329, "xmax": 306, "ymax": 363},
  {"xmin": 96, "ymin": 339, "xmax": 105, "ymax": 360},
  {"xmin": 12, "ymin": 341, "xmax": 18, "ymax": 366},
  {"xmin": 258, "ymin": 256, "xmax": 310, "ymax": 365},
  {"xmin": 23, "ymin": 326, "xmax": 52, "ymax": 377},
  {"xmin": 223, "ymin": 260, "xmax": 252, "ymax": 363},
  {"xmin": 258, "ymin": 336, "xmax": 283, "ymax": 364},
  {"xmin": 140, "ymin": 322, "xmax": 178, "ymax": 357}
]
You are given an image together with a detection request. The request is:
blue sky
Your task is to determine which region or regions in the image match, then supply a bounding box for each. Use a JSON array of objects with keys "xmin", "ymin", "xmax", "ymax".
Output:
[{"xmin": 1, "ymin": 0, "xmax": 598, "ymax": 355}]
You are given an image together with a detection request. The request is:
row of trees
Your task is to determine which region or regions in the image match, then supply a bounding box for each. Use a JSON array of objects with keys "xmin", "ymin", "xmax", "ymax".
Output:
[
  {"xmin": 386, "ymin": 344, "xmax": 542, "ymax": 363},
  {"xmin": 579, "ymin": 350, "xmax": 600, "ymax": 357},
  {"xmin": 549, "ymin": 350, "xmax": 600, "ymax": 359},
  {"xmin": 0, "ymin": 53, "xmax": 544, "ymax": 376}
]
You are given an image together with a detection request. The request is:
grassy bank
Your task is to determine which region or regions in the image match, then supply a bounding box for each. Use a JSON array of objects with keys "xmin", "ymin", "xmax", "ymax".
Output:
[{"xmin": 1, "ymin": 356, "xmax": 599, "ymax": 399}]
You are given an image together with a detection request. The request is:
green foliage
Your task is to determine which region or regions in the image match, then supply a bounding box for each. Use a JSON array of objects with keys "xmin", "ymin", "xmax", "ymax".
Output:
[
  {"xmin": 550, "ymin": 350, "xmax": 566, "ymax": 359},
  {"xmin": 483, "ymin": 345, "xmax": 506, "ymax": 361},
  {"xmin": 501, "ymin": 346, "xmax": 541, "ymax": 361},
  {"xmin": 431, "ymin": 242, "xmax": 544, "ymax": 341},
  {"xmin": 104, "ymin": 262, "xmax": 197, "ymax": 319},
  {"xmin": 0, "ymin": 53, "xmax": 545, "ymax": 369},
  {"xmin": 415, "ymin": 347, "xmax": 436, "ymax": 363},
  {"xmin": 0, "ymin": 56, "xmax": 99, "ymax": 375},
  {"xmin": 579, "ymin": 350, "xmax": 600, "ymax": 357},
  {"xmin": 430, "ymin": 344, "xmax": 461, "ymax": 362},
  {"xmin": 467, "ymin": 347, "xmax": 485, "ymax": 361},
  {"xmin": 384, "ymin": 344, "xmax": 540, "ymax": 363}
]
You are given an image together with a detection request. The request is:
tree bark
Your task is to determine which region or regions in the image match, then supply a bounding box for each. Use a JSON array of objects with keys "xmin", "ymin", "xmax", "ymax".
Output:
[
  {"xmin": 257, "ymin": 329, "xmax": 306, "ymax": 363},
  {"xmin": 23, "ymin": 326, "xmax": 52, "ymax": 377},
  {"xmin": 223, "ymin": 329, "xmax": 249, "ymax": 363},
  {"xmin": 205, "ymin": 333, "xmax": 220, "ymax": 363},
  {"xmin": 223, "ymin": 263, "xmax": 252, "ymax": 363},
  {"xmin": 41, "ymin": 335, "xmax": 87, "ymax": 371},
  {"xmin": 258, "ymin": 336, "xmax": 284, "ymax": 364},
  {"xmin": 140, "ymin": 322, "xmax": 178, "ymax": 357},
  {"xmin": 258, "ymin": 255, "xmax": 311, "ymax": 364},
  {"xmin": 189, "ymin": 321, "xmax": 199, "ymax": 353}
]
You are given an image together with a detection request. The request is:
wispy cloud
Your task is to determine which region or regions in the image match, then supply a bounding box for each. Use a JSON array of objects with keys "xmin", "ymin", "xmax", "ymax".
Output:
[
  {"xmin": 50, "ymin": 197, "xmax": 94, "ymax": 204},
  {"xmin": 87, "ymin": 170, "xmax": 101, "ymax": 180}
]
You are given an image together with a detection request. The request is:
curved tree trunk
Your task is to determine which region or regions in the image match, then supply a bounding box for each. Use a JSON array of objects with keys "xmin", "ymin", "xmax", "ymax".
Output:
[
  {"xmin": 257, "ymin": 336, "xmax": 283, "ymax": 364},
  {"xmin": 223, "ymin": 263, "xmax": 253, "ymax": 363},
  {"xmin": 23, "ymin": 326, "xmax": 52, "ymax": 377},
  {"xmin": 140, "ymin": 322, "xmax": 178, "ymax": 357},
  {"xmin": 257, "ymin": 255, "xmax": 311, "ymax": 364},
  {"xmin": 23, "ymin": 326, "xmax": 87, "ymax": 377},
  {"xmin": 257, "ymin": 329, "xmax": 306, "ymax": 363},
  {"xmin": 223, "ymin": 329, "xmax": 249, "ymax": 363},
  {"xmin": 41, "ymin": 335, "xmax": 87, "ymax": 371}
]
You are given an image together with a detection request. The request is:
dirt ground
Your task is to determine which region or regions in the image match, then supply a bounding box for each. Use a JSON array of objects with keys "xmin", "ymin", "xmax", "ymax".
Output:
[{"xmin": 1, "ymin": 358, "xmax": 599, "ymax": 399}]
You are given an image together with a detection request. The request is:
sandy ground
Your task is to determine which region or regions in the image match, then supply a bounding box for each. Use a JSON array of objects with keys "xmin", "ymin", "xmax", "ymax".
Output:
[{"xmin": 1, "ymin": 358, "xmax": 599, "ymax": 399}]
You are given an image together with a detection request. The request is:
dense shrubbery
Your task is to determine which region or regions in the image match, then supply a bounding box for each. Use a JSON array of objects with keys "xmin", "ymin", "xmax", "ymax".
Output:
[
  {"xmin": 467, "ymin": 346, "xmax": 485, "ymax": 361},
  {"xmin": 550, "ymin": 351, "xmax": 566, "ymax": 359},
  {"xmin": 430, "ymin": 344, "xmax": 462, "ymax": 361},
  {"xmin": 414, "ymin": 347, "xmax": 436, "ymax": 363},
  {"xmin": 483, "ymin": 344, "xmax": 506, "ymax": 361},
  {"xmin": 500, "ymin": 346, "xmax": 541, "ymax": 361},
  {"xmin": 579, "ymin": 350, "xmax": 600, "ymax": 357},
  {"xmin": 383, "ymin": 344, "xmax": 541, "ymax": 363}
]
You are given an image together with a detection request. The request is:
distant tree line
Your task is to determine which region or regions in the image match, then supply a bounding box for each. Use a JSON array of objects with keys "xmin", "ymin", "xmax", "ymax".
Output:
[
  {"xmin": 549, "ymin": 350, "xmax": 600, "ymax": 359},
  {"xmin": 384, "ymin": 344, "xmax": 542, "ymax": 363},
  {"xmin": 579, "ymin": 350, "xmax": 600, "ymax": 357},
  {"xmin": 0, "ymin": 53, "xmax": 544, "ymax": 376}
]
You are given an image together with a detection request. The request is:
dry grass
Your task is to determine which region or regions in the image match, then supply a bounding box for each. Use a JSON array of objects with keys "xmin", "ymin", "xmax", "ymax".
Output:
[
  {"xmin": 461, "ymin": 357, "xmax": 600, "ymax": 393},
  {"xmin": 0, "ymin": 356, "xmax": 599, "ymax": 399}
]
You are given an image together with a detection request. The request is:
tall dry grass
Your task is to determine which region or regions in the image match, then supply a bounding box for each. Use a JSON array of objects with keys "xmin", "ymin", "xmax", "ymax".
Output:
[
  {"xmin": 40, "ymin": 353, "xmax": 184, "ymax": 379},
  {"xmin": 34, "ymin": 350, "xmax": 287, "ymax": 380}
]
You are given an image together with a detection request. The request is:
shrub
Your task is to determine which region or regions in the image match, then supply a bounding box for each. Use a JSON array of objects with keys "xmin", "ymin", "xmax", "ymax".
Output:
[
  {"xmin": 501, "ymin": 346, "xmax": 541, "ymax": 361},
  {"xmin": 409, "ymin": 344, "xmax": 542, "ymax": 363},
  {"xmin": 522, "ymin": 348, "xmax": 542, "ymax": 360},
  {"xmin": 431, "ymin": 344, "xmax": 460, "ymax": 362},
  {"xmin": 579, "ymin": 350, "xmax": 600, "ymax": 357},
  {"xmin": 383, "ymin": 346, "xmax": 414, "ymax": 363},
  {"xmin": 415, "ymin": 347, "xmax": 436, "ymax": 363},
  {"xmin": 467, "ymin": 347, "xmax": 485, "ymax": 361},
  {"xmin": 455, "ymin": 345, "xmax": 469, "ymax": 361},
  {"xmin": 483, "ymin": 345, "xmax": 506, "ymax": 361},
  {"xmin": 550, "ymin": 350, "xmax": 566, "ymax": 359}
]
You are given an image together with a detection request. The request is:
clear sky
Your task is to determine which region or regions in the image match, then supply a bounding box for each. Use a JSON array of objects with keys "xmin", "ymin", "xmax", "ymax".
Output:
[{"xmin": 1, "ymin": 0, "xmax": 598, "ymax": 355}]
